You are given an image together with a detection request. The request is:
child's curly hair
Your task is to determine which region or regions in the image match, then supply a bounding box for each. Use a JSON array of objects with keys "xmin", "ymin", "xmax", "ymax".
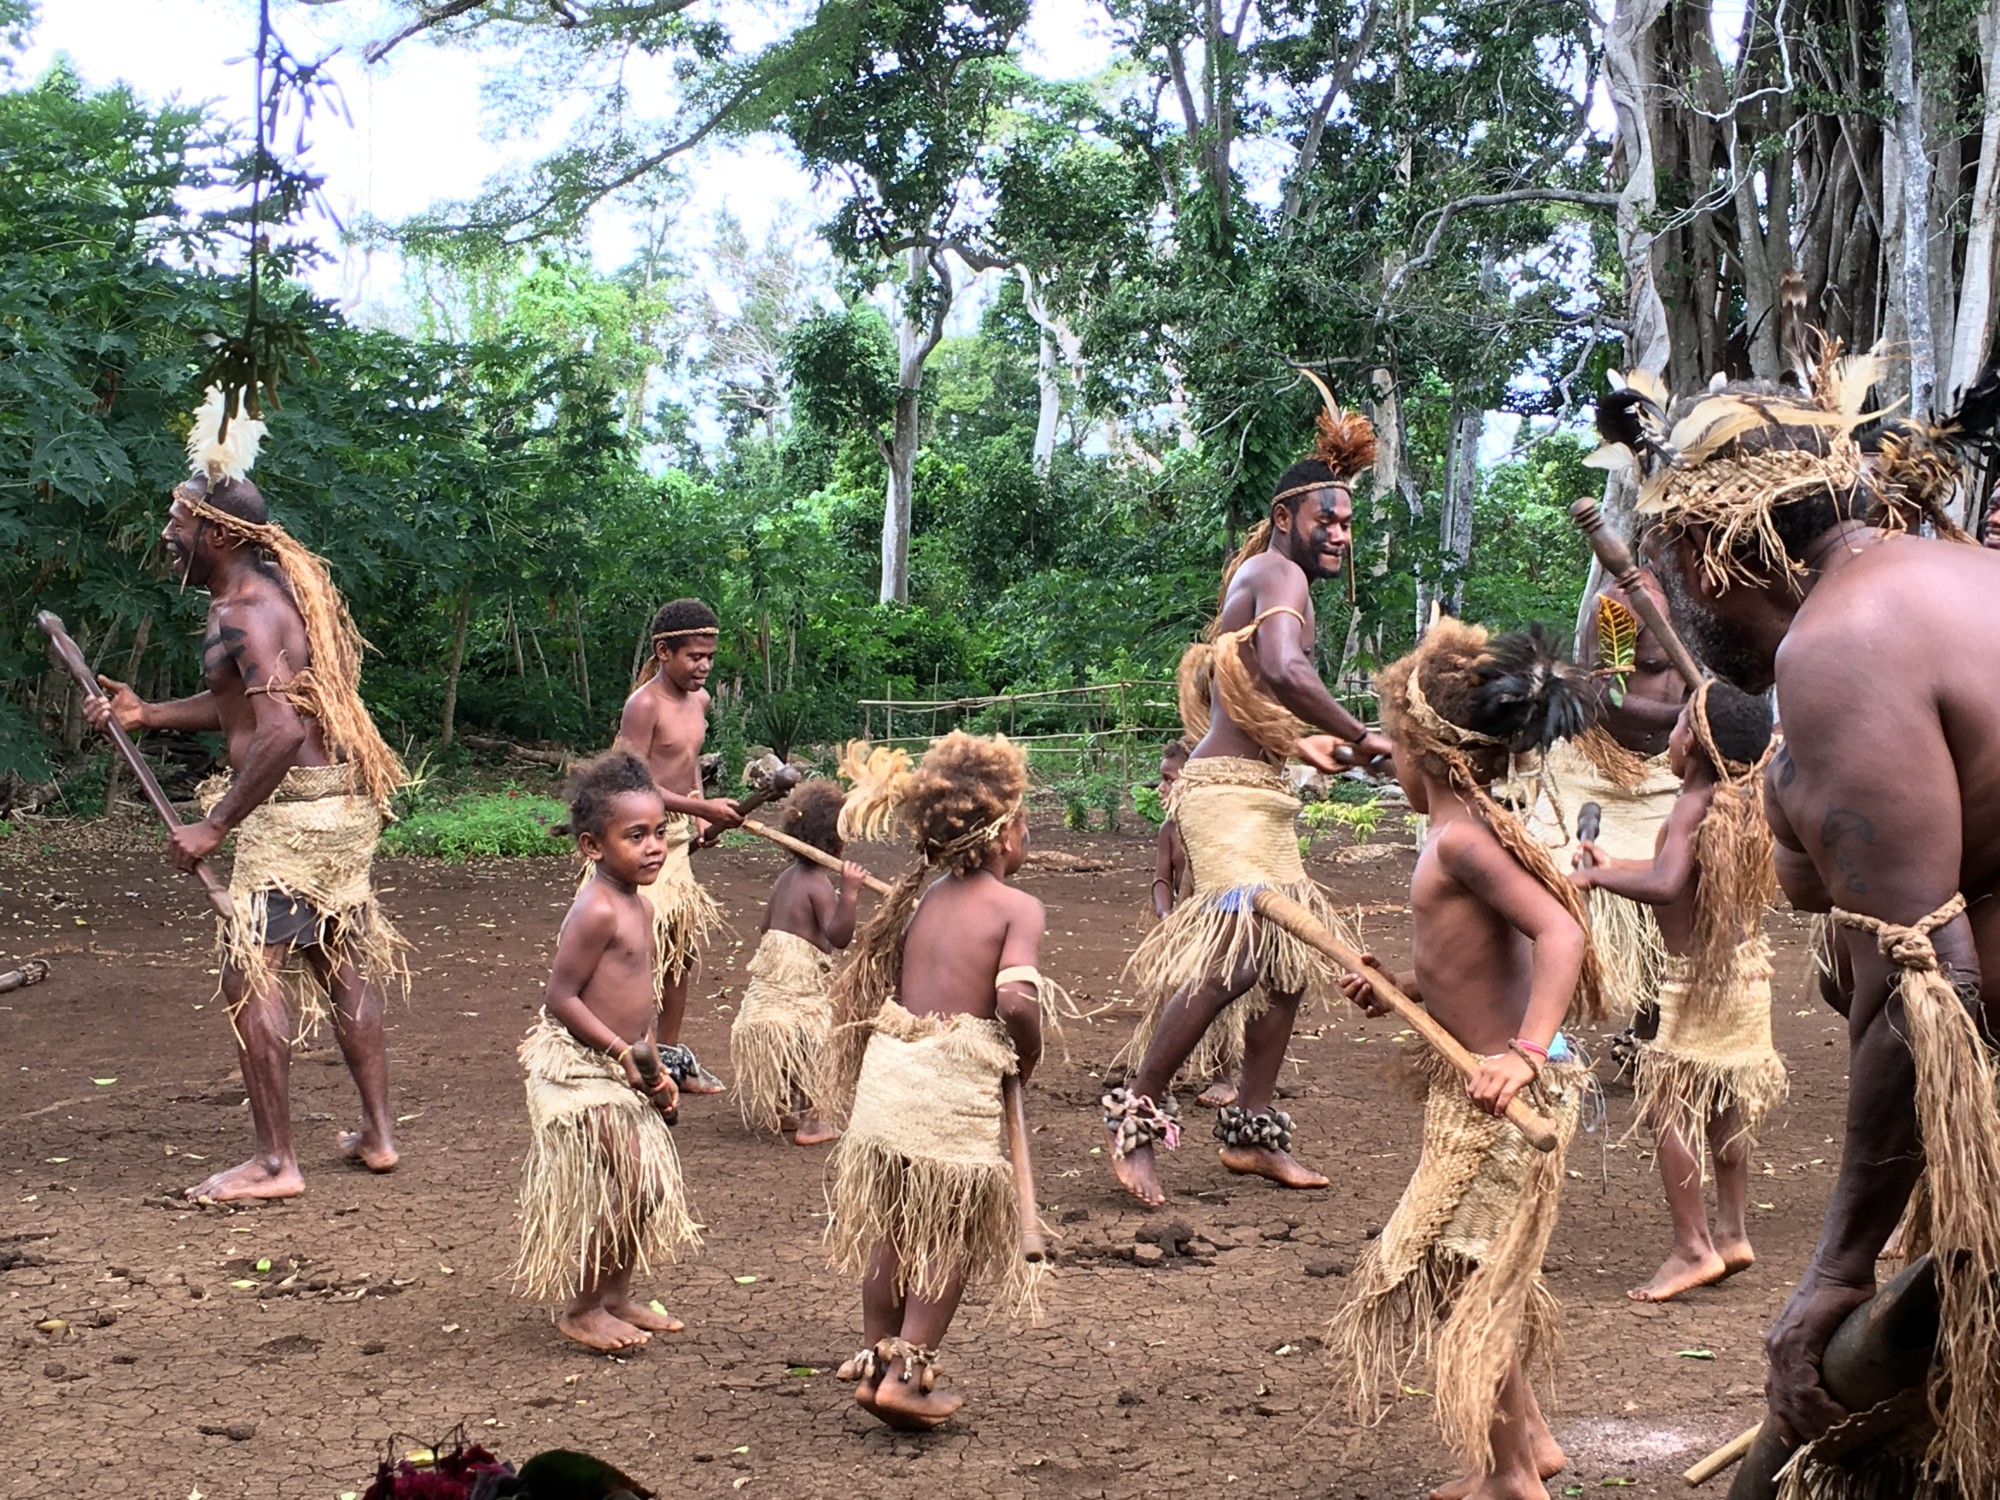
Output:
[
  {"xmin": 815, "ymin": 732, "xmax": 1030, "ymax": 1122},
  {"xmin": 779, "ymin": 778, "xmax": 846, "ymax": 858},
  {"xmin": 554, "ymin": 749, "xmax": 663, "ymax": 840},
  {"xmin": 838, "ymin": 731, "xmax": 1029, "ymax": 877},
  {"xmin": 1378, "ymin": 619, "xmax": 1590, "ymax": 786},
  {"xmin": 1378, "ymin": 618, "xmax": 1605, "ymax": 1023}
]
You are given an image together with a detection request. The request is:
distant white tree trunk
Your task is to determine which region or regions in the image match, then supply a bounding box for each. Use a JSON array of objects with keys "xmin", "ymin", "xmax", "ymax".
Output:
[
  {"xmin": 1580, "ymin": 0, "xmax": 1672, "ymax": 649},
  {"xmin": 1016, "ymin": 264, "xmax": 1072, "ymax": 474},
  {"xmin": 1886, "ymin": 0, "xmax": 1937, "ymax": 417},
  {"xmin": 1947, "ymin": 0, "xmax": 2000, "ymax": 413},
  {"xmin": 1440, "ymin": 399, "xmax": 1482, "ymax": 616},
  {"xmin": 880, "ymin": 247, "xmax": 951, "ymax": 605}
]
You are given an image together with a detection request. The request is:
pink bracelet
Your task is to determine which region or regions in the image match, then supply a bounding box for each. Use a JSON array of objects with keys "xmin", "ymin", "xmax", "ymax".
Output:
[{"xmin": 1510, "ymin": 1037, "xmax": 1550, "ymax": 1060}]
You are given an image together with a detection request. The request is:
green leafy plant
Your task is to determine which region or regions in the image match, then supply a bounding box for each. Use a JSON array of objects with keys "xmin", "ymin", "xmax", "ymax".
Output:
[
  {"xmin": 378, "ymin": 791, "xmax": 566, "ymax": 860},
  {"xmin": 1131, "ymin": 782, "xmax": 1167, "ymax": 829},
  {"xmin": 1300, "ymin": 795, "xmax": 1385, "ymax": 855}
]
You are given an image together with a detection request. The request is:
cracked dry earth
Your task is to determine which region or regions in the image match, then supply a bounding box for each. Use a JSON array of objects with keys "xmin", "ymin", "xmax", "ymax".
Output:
[{"xmin": 1, "ymin": 817, "xmax": 1851, "ymax": 1499}]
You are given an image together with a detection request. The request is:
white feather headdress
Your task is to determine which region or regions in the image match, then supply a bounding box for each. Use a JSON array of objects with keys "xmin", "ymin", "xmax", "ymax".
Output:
[{"xmin": 184, "ymin": 386, "xmax": 266, "ymax": 484}]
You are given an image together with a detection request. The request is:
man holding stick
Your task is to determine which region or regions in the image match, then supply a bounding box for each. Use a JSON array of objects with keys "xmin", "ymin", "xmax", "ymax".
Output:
[
  {"xmin": 85, "ymin": 390, "xmax": 407, "ymax": 1202},
  {"xmin": 1106, "ymin": 380, "xmax": 1392, "ymax": 1206},
  {"xmin": 1590, "ymin": 354, "xmax": 2000, "ymax": 1495}
]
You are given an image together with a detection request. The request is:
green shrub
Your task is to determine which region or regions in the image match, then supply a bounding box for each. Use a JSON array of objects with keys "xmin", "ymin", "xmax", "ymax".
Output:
[
  {"xmin": 1300, "ymin": 795, "xmax": 1385, "ymax": 855},
  {"xmin": 1131, "ymin": 782, "xmax": 1167, "ymax": 829},
  {"xmin": 379, "ymin": 791, "xmax": 567, "ymax": 860}
]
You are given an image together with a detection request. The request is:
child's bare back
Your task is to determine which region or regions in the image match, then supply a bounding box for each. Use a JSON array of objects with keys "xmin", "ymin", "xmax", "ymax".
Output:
[
  {"xmin": 765, "ymin": 861, "xmax": 851, "ymax": 953},
  {"xmin": 900, "ymin": 871, "xmax": 1045, "ymax": 1023}
]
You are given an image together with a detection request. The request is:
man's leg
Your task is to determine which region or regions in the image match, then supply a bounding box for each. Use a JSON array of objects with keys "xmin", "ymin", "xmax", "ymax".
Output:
[
  {"xmin": 187, "ymin": 947, "xmax": 304, "ymax": 1202},
  {"xmin": 1106, "ymin": 953, "xmax": 1259, "ymax": 1205},
  {"xmin": 314, "ymin": 949, "xmax": 397, "ymax": 1173},
  {"xmin": 1217, "ymin": 987, "xmax": 1327, "ymax": 1189},
  {"xmin": 1628, "ymin": 1108, "xmax": 1725, "ymax": 1302},
  {"xmin": 1430, "ymin": 1356, "xmax": 1566, "ymax": 1500},
  {"xmin": 854, "ymin": 1241, "xmax": 904, "ymax": 1412}
]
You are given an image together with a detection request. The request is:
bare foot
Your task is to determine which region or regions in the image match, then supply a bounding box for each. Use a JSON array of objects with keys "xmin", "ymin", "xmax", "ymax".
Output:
[
  {"xmin": 1195, "ymin": 1078, "xmax": 1238, "ymax": 1109},
  {"xmin": 1218, "ymin": 1144, "xmax": 1328, "ymax": 1190},
  {"xmin": 609, "ymin": 1296, "xmax": 684, "ymax": 1333},
  {"xmin": 853, "ymin": 1373, "xmax": 883, "ymax": 1416},
  {"xmin": 338, "ymin": 1129, "xmax": 398, "ymax": 1173},
  {"xmin": 1105, "ymin": 1128, "xmax": 1166, "ymax": 1207},
  {"xmin": 555, "ymin": 1306, "xmax": 650, "ymax": 1353},
  {"xmin": 1716, "ymin": 1236, "xmax": 1756, "ymax": 1277},
  {"xmin": 793, "ymin": 1118, "xmax": 840, "ymax": 1146},
  {"xmin": 186, "ymin": 1157, "xmax": 304, "ymax": 1203},
  {"xmin": 1459, "ymin": 1470, "xmax": 1552, "ymax": 1500},
  {"xmin": 871, "ymin": 1370, "xmax": 965, "ymax": 1431},
  {"xmin": 679, "ymin": 1068, "xmax": 725, "ymax": 1096},
  {"xmin": 777, "ymin": 1111, "xmax": 801, "ymax": 1133},
  {"xmin": 1431, "ymin": 1440, "xmax": 1565, "ymax": 1498},
  {"xmin": 1627, "ymin": 1247, "xmax": 1728, "ymax": 1302}
]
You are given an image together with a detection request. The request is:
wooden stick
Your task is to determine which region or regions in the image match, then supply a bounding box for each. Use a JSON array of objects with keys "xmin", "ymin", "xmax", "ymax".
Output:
[
  {"xmin": 1683, "ymin": 1424, "xmax": 1761, "ymax": 1487},
  {"xmin": 735, "ymin": 817, "xmax": 896, "ymax": 894},
  {"xmin": 37, "ymin": 612, "xmax": 233, "ymax": 920},
  {"xmin": 1002, "ymin": 1074, "xmax": 1048, "ymax": 1262},
  {"xmin": 1250, "ymin": 889, "xmax": 1560, "ymax": 1152},
  {"xmin": 1569, "ymin": 497, "xmax": 1708, "ymax": 689},
  {"xmin": 695, "ymin": 765, "xmax": 802, "ymax": 849},
  {"xmin": 736, "ymin": 813, "xmax": 1047, "ymax": 1262}
]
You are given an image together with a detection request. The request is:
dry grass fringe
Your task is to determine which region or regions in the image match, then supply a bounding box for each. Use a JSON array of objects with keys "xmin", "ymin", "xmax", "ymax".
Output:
[
  {"xmin": 515, "ymin": 1016, "xmax": 701, "ymax": 1304},
  {"xmin": 729, "ymin": 929, "xmax": 835, "ymax": 1133},
  {"xmin": 1588, "ymin": 889, "xmax": 1667, "ymax": 1019},
  {"xmin": 1836, "ymin": 897, "xmax": 2000, "ymax": 1498},
  {"xmin": 1570, "ymin": 724, "xmax": 1656, "ymax": 791}
]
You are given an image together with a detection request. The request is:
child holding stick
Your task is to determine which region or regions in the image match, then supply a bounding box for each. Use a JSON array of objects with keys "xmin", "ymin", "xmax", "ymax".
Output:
[
  {"xmin": 1570, "ymin": 679, "xmax": 1785, "ymax": 1303},
  {"xmin": 516, "ymin": 752, "xmax": 700, "ymax": 1353},
  {"xmin": 1329, "ymin": 620, "xmax": 1603, "ymax": 1500},
  {"xmin": 729, "ymin": 779, "xmax": 867, "ymax": 1145},
  {"xmin": 612, "ymin": 597, "xmax": 741, "ymax": 1093},
  {"xmin": 820, "ymin": 733, "xmax": 1050, "ymax": 1430}
]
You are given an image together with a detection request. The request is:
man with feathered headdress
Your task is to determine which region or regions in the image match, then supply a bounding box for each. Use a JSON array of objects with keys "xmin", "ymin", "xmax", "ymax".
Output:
[
  {"xmin": 86, "ymin": 388, "xmax": 408, "ymax": 1203},
  {"xmin": 1104, "ymin": 374, "xmax": 1392, "ymax": 1207},
  {"xmin": 1592, "ymin": 336, "xmax": 2000, "ymax": 1499}
]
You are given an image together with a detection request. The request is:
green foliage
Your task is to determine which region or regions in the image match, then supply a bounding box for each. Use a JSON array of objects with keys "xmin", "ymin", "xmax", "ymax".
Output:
[
  {"xmin": 379, "ymin": 792, "xmax": 566, "ymax": 861},
  {"xmin": 1131, "ymin": 782, "xmax": 1167, "ymax": 829}
]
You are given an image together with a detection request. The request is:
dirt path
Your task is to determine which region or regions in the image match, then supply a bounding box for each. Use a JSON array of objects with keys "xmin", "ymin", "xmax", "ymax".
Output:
[{"xmin": 0, "ymin": 819, "xmax": 1849, "ymax": 1499}]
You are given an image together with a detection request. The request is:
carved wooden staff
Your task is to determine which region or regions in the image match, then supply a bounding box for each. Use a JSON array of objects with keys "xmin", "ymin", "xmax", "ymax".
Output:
[
  {"xmin": 1575, "ymin": 802, "xmax": 1603, "ymax": 868},
  {"xmin": 694, "ymin": 764, "xmax": 803, "ymax": 848},
  {"xmin": 1249, "ymin": 889, "xmax": 1562, "ymax": 1152},
  {"xmin": 1569, "ymin": 497, "xmax": 1708, "ymax": 689},
  {"xmin": 733, "ymin": 814, "xmax": 1047, "ymax": 1261},
  {"xmin": 38, "ymin": 612, "xmax": 233, "ymax": 920}
]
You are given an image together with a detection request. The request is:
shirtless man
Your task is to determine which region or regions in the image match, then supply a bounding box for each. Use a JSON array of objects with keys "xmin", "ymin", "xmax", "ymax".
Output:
[
  {"xmin": 1107, "ymin": 408, "xmax": 1393, "ymax": 1205},
  {"xmin": 86, "ymin": 425, "xmax": 404, "ymax": 1201},
  {"xmin": 612, "ymin": 597, "xmax": 742, "ymax": 1092},
  {"xmin": 1610, "ymin": 376, "xmax": 2000, "ymax": 1493}
]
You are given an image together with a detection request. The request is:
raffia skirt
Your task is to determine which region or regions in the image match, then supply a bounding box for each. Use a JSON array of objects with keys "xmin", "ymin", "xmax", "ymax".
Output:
[
  {"xmin": 1122, "ymin": 757, "xmax": 1352, "ymax": 1082},
  {"xmin": 1634, "ymin": 937, "xmax": 1787, "ymax": 1151},
  {"xmin": 729, "ymin": 929, "xmax": 835, "ymax": 1132},
  {"xmin": 200, "ymin": 764, "xmax": 408, "ymax": 1039},
  {"xmin": 1528, "ymin": 739, "xmax": 1680, "ymax": 1020},
  {"xmin": 1328, "ymin": 1052, "xmax": 1588, "ymax": 1473},
  {"xmin": 825, "ymin": 1000, "xmax": 1039, "ymax": 1314},
  {"xmin": 515, "ymin": 1012, "xmax": 701, "ymax": 1303}
]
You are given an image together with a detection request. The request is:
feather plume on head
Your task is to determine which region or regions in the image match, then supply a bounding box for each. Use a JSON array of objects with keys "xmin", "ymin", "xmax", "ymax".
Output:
[
  {"xmin": 1289, "ymin": 367, "xmax": 1377, "ymax": 485},
  {"xmin": 836, "ymin": 741, "xmax": 914, "ymax": 844},
  {"xmin": 184, "ymin": 385, "xmax": 266, "ymax": 485}
]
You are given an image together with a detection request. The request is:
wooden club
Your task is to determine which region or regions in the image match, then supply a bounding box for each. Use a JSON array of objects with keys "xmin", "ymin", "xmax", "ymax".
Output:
[
  {"xmin": 38, "ymin": 612, "xmax": 233, "ymax": 920},
  {"xmin": 1569, "ymin": 497, "xmax": 1708, "ymax": 690}
]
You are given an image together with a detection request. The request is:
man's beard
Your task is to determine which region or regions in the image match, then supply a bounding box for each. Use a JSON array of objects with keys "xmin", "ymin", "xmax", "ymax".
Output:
[{"xmin": 1655, "ymin": 558, "xmax": 1774, "ymax": 692}]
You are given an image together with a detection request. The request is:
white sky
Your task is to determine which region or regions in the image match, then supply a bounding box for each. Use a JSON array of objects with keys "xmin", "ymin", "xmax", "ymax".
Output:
[{"xmin": 23, "ymin": 0, "xmax": 1116, "ymax": 323}]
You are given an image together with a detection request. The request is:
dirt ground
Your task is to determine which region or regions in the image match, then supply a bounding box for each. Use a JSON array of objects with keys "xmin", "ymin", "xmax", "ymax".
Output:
[{"xmin": 0, "ymin": 812, "xmax": 1854, "ymax": 1500}]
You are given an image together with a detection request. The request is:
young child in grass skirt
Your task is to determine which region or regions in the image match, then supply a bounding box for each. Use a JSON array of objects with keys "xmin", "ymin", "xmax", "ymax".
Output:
[
  {"xmin": 1328, "ymin": 619, "xmax": 1604, "ymax": 1499},
  {"xmin": 818, "ymin": 733, "xmax": 1052, "ymax": 1430},
  {"xmin": 1571, "ymin": 678, "xmax": 1787, "ymax": 1304},
  {"xmin": 518, "ymin": 752, "xmax": 700, "ymax": 1354},
  {"xmin": 729, "ymin": 779, "xmax": 866, "ymax": 1145}
]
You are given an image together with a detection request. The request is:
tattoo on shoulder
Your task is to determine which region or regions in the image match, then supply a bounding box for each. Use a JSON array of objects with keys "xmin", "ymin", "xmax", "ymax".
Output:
[
  {"xmin": 201, "ymin": 624, "xmax": 257, "ymax": 686},
  {"xmin": 1818, "ymin": 806, "xmax": 1875, "ymax": 896}
]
